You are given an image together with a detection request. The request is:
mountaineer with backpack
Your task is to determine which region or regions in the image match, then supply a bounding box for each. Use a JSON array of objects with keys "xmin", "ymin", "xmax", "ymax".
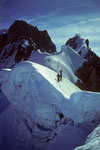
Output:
[{"xmin": 57, "ymin": 70, "xmax": 62, "ymax": 82}]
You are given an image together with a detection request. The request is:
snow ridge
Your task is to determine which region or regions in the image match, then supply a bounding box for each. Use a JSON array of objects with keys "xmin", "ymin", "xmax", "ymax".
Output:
[
  {"xmin": 0, "ymin": 61, "xmax": 100, "ymax": 150},
  {"xmin": 0, "ymin": 34, "xmax": 100, "ymax": 150}
]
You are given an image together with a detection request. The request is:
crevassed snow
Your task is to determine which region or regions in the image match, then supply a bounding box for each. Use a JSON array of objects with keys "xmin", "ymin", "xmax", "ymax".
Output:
[
  {"xmin": 45, "ymin": 91, "xmax": 100, "ymax": 150},
  {"xmin": 0, "ymin": 61, "xmax": 100, "ymax": 150},
  {"xmin": 0, "ymin": 33, "xmax": 100, "ymax": 150},
  {"xmin": 0, "ymin": 61, "xmax": 75, "ymax": 150},
  {"xmin": 69, "ymin": 91, "xmax": 100, "ymax": 126}
]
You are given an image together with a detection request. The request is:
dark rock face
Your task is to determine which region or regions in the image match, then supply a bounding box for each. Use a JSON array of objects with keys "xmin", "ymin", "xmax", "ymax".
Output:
[
  {"xmin": 75, "ymin": 50, "xmax": 100, "ymax": 92},
  {"xmin": 85, "ymin": 39, "xmax": 89, "ymax": 50},
  {"xmin": 66, "ymin": 34, "xmax": 100, "ymax": 92},
  {"xmin": 66, "ymin": 34, "xmax": 78, "ymax": 50},
  {"xmin": 8, "ymin": 20, "xmax": 56, "ymax": 53},
  {"xmin": 66, "ymin": 34, "xmax": 89, "ymax": 56},
  {"xmin": 66, "ymin": 34, "xmax": 90, "ymax": 51},
  {"xmin": 0, "ymin": 20, "xmax": 56, "ymax": 66}
]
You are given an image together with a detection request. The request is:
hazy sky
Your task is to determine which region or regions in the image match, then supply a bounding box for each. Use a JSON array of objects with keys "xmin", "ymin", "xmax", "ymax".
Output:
[{"xmin": 0, "ymin": 0, "xmax": 100, "ymax": 56}]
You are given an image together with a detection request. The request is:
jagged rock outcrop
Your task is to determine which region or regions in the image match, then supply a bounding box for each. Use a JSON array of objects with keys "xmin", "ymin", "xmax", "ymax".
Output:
[
  {"xmin": 75, "ymin": 49, "xmax": 100, "ymax": 92},
  {"xmin": 8, "ymin": 20, "xmax": 56, "ymax": 53},
  {"xmin": 66, "ymin": 34, "xmax": 89, "ymax": 57},
  {"xmin": 66, "ymin": 34, "xmax": 100, "ymax": 92},
  {"xmin": 0, "ymin": 20, "xmax": 56, "ymax": 67},
  {"xmin": 66, "ymin": 34, "xmax": 79, "ymax": 50}
]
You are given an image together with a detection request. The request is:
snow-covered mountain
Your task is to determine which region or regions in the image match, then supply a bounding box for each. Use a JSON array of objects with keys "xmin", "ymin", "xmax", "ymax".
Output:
[
  {"xmin": 66, "ymin": 34, "xmax": 89, "ymax": 57},
  {"xmin": 0, "ymin": 61, "xmax": 100, "ymax": 150},
  {"xmin": 0, "ymin": 23, "xmax": 100, "ymax": 92},
  {"xmin": 66, "ymin": 34, "xmax": 100, "ymax": 92},
  {"xmin": 0, "ymin": 21, "xmax": 100, "ymax": 150},
  {"xmin": 0, "ymin": 20, "xmax": 56, "ymax": 68}
]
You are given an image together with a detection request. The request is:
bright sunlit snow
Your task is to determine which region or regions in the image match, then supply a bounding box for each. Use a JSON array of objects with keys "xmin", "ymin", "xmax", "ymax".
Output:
[
  {"xmin": 29, "ymin": 45, "xmax": 85, "ymax": 83},
  {"xmin": 0, "ymin": 60, "xmax": 100, "ymax": 150},
  {"xmin": 0, "ymin": 37, "xmax": 100, "ymax": 150}
]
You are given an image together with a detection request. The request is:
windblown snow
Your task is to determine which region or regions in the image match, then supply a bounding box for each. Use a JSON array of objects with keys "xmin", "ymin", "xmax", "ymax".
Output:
[{"xmin": 0, "ymin": 43, "xmax": 100, "ymax": 150}]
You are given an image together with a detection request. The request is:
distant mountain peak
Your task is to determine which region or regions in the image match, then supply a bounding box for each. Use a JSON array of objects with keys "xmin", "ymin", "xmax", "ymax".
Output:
[
  {"xmin": 8, "ymin": 20, "xmax": 38, "ymax": 41},
  {"xmin": 66, "ymin": 34, "xmax": 89, "ymax": 57},
  {"xmin": 65, "ymin": 34, "xmax": 100, "ymax": 92},
  {"xmin": 8, "ymin": 20, "xmax": 56, "ymax": 52},
  {"xmin": 0, "ymin": 20, "xmax": 56, "ymax": 67}
]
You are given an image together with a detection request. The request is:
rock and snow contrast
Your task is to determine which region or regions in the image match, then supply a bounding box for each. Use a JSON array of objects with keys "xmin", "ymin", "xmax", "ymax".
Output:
[
  {"xmin": 66, "ymin": 34, "xmax": 89, "ymax": 57},
  {"xmin": 75, "ymin": 124, "xmax": 100, "ymax": 150},
  {"xmin": 0, "ymin": 20, "xmax": 100, "ymax": 150},
  {"xmin": 1, "ymin": 61, "xmax": 100, "ymax": 150},
  {"xmin": 66, "ymin": 34, "xmax": 100, "ymax": 92},
  {"xmin": 0, "ymin": 20, "xmax": 56, "ymax": 68}
]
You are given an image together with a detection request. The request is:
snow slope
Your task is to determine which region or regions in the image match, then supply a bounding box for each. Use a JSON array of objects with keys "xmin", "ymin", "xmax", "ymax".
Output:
[
  {"xmin": 44, "ymin": 45, "xmax": 85, "ymax": 83},
  {"xmin": 1, "ymin": 61, "xmax": 80, "ymax": 100},
  {"xmin": 28, "ymin": 45, "xmax": 85, "ymax": 83},
  {"xmin": 0, "ymin": 61, "xmax": 80, "ymax": 150},
  {"xmin": 0, "ymin": 45, "xmax": 85, "ymax": 83},
  {"xmin": 44, "ymin": 91, "xmax": 100, "ymax": 150},
  {"xmin": 69, "ymin": 91, "xmax": 100, "ymax": 129},
  {"xmin": 0, "ymin": 61, "xmax": 100, "ymax": 150},
  {"xmin": 74, "ymin": 124, "xmax": 100, "ymax": 150}
]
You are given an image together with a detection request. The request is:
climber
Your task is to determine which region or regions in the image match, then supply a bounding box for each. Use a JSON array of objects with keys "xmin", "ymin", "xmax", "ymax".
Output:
[
  {"xmin": 85, "ymin": 39, "xmax": 89, "ymax": 50},
  {"xmin": 57, "ymin": 73, "xmax": 60, "ymax": 82},
  {"xmin": 59, "ymin": 70, "xmax": 62, "ymax": 81}
]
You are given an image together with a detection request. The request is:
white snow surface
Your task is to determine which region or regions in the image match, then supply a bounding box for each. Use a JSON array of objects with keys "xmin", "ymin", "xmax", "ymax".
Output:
[
  {"xmin": 69, "ymin": 91, "xmax": 100, "ymax": 125},
  {"xmin": 46, "ymin": 91, "xmax": 100, "ymax": 150},
  {"xmin": 0, "ymin": 41, "xmax": 100, "ymax": 150},
  {"xmin": 0, "ymin": 61, "xmax": 100, "ymax": 150},
  {"xmin": 29, "ymin": 45, "xmax": 85, "ymax": 83},
  {"xmin": 0, "ymin": 61, "xmax": 80, "ymax": 150},
  {"xmin": 74, "ymin": 124, "xmax": 100, "ymax": 150},
  {"xmin": 0, "ymin": 45, "xmax": 85, "ymax": 83},
  {"xmin": 1, "ymin": 61, "xmax": 80, "ymax": 100}
]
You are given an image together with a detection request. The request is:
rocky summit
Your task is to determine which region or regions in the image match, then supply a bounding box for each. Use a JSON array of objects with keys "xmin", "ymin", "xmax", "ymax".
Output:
[
  {"xmin": 75, "ymin": 50, "xmax": 100, "ymax": 92},
  {"xmin": 0, "ymin": 23, "xmax": 100, "ymax": 92},
  {"xmin": 66, "ymin": 34, "xmax": 100, "ymax": 92},
  {"xmin": 0, "ymin": 20, "xmax": 56, "ymax": 66}
]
